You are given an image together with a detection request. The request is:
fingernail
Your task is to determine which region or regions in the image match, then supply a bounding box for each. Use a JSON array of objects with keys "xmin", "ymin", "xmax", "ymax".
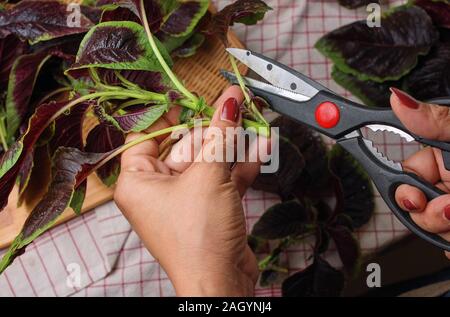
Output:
[
  {"xmin": 221, "ymin": 97, "xmax": 239, "ymax": 123},
  {"xmin": 444, "ymin": 205, "xmax": 450, "ymax": 221},
  {"xmin": 390, "ymin": 88, "xmax": 420, "ymax": 110},
  {"xmin": 403, "ymin": 199, "xmax": 418, "ymax": 211}
]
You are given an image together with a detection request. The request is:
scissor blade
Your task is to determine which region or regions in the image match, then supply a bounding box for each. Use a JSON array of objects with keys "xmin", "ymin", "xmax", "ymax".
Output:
[
  {"xmin": 226, "ymin": 48, "xmax": 320, "ymax": 98},
  {"xmin": 220, "ymin": 70, "xmax": 310, "ymax": 102}
]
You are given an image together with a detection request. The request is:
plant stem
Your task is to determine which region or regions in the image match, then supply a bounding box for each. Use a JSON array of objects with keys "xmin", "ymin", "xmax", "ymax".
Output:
[
  {"xmin": 0, "ymin": 117, "xmax": 8, "ymax": 151},
  {"xmin": 258, "ymin": 233, "xmax": 314, "ymax": 271},
  {"xmin": 49, "ymin": 90, "xmax": 160, "ymax": 123},
  {"xmin": 229, "ymin": 55, "xmax": 251, "ymax": 104},
  {"xmin": 96, "ymin": 120, "xmax": 211, "ymax": 170},
  {"xmin": 229, "ymin": 55, "xmax": 269, "ymax": 127},
  {"xmin": 139, "ymin": 0, "xmax": 197, "ymax": 104}
]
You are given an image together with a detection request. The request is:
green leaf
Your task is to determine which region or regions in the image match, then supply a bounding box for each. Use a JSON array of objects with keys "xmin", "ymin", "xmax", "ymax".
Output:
[
  {"xmin": 315, "ymin": 5, "xmax": 439, "ymax": 82},
  {"xmin": 70, "ymin": 21, "xmax": 173, "ymax": 72}
]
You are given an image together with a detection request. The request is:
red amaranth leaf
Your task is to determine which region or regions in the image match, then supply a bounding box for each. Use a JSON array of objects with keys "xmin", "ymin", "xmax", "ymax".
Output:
[
  {"xmin": 85, "ymin": 123, "xmax": 124, "ymax": 186},
  {"xmin": 0, "ymin": 147, "xmax": 108, "ymax": 273},
  {"xmin": 201, "ymin": 0, "xmax": 271, "ymax": 45},
  {"xmin": 0, "ymin": 0, "xmax": 94, "ymax": 44},
  {"xmin": 0, "ymin": 101, "xmax": 66, "ymax": 211},
  {"xmin": 160, "ymin": 1, "xmax": 209, "ymax": 37},
  {"xmin": 414, "ymin": 0, "xmax": 450, "ymax": 28}
]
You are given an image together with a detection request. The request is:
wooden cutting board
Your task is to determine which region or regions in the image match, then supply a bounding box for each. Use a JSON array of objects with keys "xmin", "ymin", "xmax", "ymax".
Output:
[{"xmin": 0, "ymin": 31, "xmax": 248, "ymax": 249}]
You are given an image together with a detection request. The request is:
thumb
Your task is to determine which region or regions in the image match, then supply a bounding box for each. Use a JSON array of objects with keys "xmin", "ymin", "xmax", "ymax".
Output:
[{"xmin": 390, "ymin": 88, "xmax": 450, "ymax": 141}]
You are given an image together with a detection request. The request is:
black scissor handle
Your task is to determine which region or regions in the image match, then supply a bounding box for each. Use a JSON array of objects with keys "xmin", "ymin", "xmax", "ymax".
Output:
[
  {"xmin": 338, "ymin": 136, "xmax": 450, "ymax": 252},
  {"xmin": 254, "ymin": 87, "xmax": 450, "ymax": 168}
]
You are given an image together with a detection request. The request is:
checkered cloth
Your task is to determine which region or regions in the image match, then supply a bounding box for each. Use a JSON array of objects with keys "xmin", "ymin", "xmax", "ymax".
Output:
[{"xmin": 0, "ymin": 0, "xmax": 415, "ymax": 297}]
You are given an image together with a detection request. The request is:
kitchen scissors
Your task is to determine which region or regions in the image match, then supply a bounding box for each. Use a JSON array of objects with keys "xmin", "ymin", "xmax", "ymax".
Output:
[{"xmin": 222, "ymin": 48, "xmax": 450, "ymax": 252}]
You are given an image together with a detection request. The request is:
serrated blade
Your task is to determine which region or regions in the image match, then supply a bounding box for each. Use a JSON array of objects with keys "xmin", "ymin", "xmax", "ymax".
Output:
[
  {"xmin": 366, "ymin": 124, "xmax": 414, "ymax": 143},
  {"xmin": 363, "ymin": 139, "xmax": 403, "ymax": 171},
  {"xmin": 226, "ymin": 48, "xmax": 319, "ymax": 98},
  {"xmin": 220, "ymin": 70, "xmax": 310, "ymax": 102}
]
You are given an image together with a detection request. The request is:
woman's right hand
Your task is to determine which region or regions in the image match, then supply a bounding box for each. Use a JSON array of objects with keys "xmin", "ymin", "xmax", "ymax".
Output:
[{"xmin": 390, "ymin": 88, "xmax": 450, "ymax": 259}]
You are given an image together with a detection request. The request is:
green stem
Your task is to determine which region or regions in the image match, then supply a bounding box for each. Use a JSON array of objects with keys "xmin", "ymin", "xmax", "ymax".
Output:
[
  {"xmin": 229, "ymin": 55, "xmax": 251, "ymax": 104},
  {"xmin": 50, "ymin": 91, "xmax": 159, "ymax": 123},
  {"xmin": 96, "ymin": 120, "xmax": 211, "ymax": 170},
  {"xmin": 139, "ymin": 0, "xmax": 197, "ymax": 103},
  {"xmin": 258, "ymin": 233, "xmax": 314, "ymax": 270},
  {"xmin": 229, "ymin": 55, "xmax": 269, "ymax": 127},
  {"xmin": 0, "ymin": 117, "xmax": 8, "ymax": 151}
]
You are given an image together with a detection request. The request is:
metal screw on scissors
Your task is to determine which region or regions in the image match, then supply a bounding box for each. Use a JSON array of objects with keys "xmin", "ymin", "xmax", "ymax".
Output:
[{"xmin": 222, "ymin": 48, "xmax": 450, "ymax": 252}]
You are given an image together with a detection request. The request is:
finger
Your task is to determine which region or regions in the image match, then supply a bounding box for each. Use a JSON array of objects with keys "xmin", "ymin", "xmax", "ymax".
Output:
[
  {"xmin": 390, "ymin": 88, "xmax": 450, "ymax": 141},
  {"xmin": 401, "ymin": 147, "xmax": 441, "ymax": 185},
  {"xmin": 171, "ymin": 86, "xmax": 245, "ymax": 174},
  {"xmin": 409, "ymin": 194, "xmax": 450, "ymax": 234},
  {"xmin": 231, "ymin": 135, "xmax": 271, "ymax": 197},
  {"xmin": 395, "ymin": 184, "xmax": 427, "ymax": 213},
  {"xmin": 163, "ymin": 126, "xmax": 206, "ymax": 173},
  {"xmin": 163, "ymin": 105, "xmax": 182, "ymax": 126},
  {"xmin": 120, "ymin": 133, "xmax": 159, "ymax": 172},
  {"xmin": 446, "ymin": 251, "xmax": 450, "ymax": 260}
]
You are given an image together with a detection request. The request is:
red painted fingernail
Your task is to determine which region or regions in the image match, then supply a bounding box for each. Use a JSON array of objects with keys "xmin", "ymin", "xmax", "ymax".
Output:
[
  {"xmin": 221, "ymin": 97, "xmax": 239, "ymax": 123},
  {"xmin": 403, "ymin": 199, "xmax": 418, "ymax": 211},
  {"xmin": 390, "ymin": 88, "xmax": 420, "ymax": 110},
  {"xmin": 444, "ymin": 205, "xmax": 450, "ymax": 221}
]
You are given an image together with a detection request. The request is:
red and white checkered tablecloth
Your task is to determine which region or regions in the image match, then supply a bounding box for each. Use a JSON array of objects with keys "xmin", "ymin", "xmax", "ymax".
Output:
[{"xmin": 0, "ymin": 0, "xmax": 417, "ymax": 297}]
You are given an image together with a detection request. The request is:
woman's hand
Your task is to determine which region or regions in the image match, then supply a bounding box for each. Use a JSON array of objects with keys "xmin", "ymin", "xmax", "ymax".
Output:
[
  {"xmin": 391, "ymin": 88, "xmax": 450, "ymax": 259},
  {"xmin": 114, "ymin": 86, "xmax": 267, "ymax": 296}
]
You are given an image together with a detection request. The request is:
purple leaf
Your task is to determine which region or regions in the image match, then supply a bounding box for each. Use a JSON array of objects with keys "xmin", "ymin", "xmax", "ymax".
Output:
[
  {"xmin": 282, "ymin": 257, "xmax": 345, "ymax": 297},
  {"xmin": 252, "ymin": 200, "xmax": 312, "ymax": 240},
  {"xmin": 0, "ymin": 0, "xmax": 94, "ymax": 44},
  {"xmin": 252, "ymin": 116, "xmax": 330, "ymax": 199},
  {"xmin": 0, "ymin": 35, "xmax": 28, "ymax": 91},
  {"xmin": 100, "ymin": 0, "xmax": 163, "ymax": 32},
  {"xmin": 49, "ymin": 103, "xmax": 90, "ymax": 153},
  {"xmin": 160, "ymin": 1, "xmax": 209, "ymax": 37},
  {"xmin": 338, "ymin": 0, "xmax": 379, "ymax": 9},
  {"xmin": 328, "ymin": 225, "xmax": 360, "ymax": 273},
  {"xmin": 49, "ymin": 102, "xmax": 91, "ymax": 213},
  {"xmin": 71, "ymin": 21, "xmax": 172, "ymax": 71},
  {"xmin": 99, "ymin": 69, "xmax": 170, "ymax": 93},
  {"xmin": 201, "ymin": 0, "xmax": 272, "ymax": 45},
  {"xmin": 113, "ymin": 104, "xmax": 168, "ymax": 132},
  {"xmin": 329, "ymin": 145, "xmax": 374, "ymax": 228},
  {"xmin": 85, "ymin": 123, "xmax": 124, "ymax": 186},
  {"xmin": 5, "ymin": 50, "xmax": 53, "ymax": 138},
  {"xmin": 0, "ymin": 101, "xmax": 66, "ymax": 211},
  {"xmin": 414, "ymin": 0, "xmax": 450, "ymax": 28},
  {"xmin": 403, "ymin": 42, "xmax": 450, "ymax": 100},
  {"xmin": 315, "ymin": 5, "xmax": 439, "ymax": 82},
  {"xmin": 331, "ymin": 66, "xmax": 396, "ymax": 108},
  {"xmin": 0, "ymin": 147, "xmax": 107, "ymax": 273}
]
